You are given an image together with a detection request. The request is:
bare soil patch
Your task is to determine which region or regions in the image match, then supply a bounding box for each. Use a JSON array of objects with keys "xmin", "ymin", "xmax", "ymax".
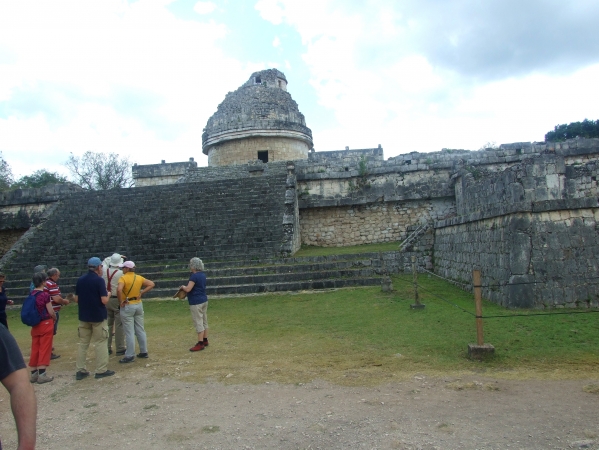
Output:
[{"xmin": 2, "ymin": 363, "xmax": 599, "ymax": 449}]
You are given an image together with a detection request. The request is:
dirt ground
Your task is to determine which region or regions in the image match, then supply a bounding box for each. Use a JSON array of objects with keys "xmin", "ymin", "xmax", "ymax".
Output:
[{"xmin": 2, "ymin": 361, "xmax": 599, "ymax": 450}]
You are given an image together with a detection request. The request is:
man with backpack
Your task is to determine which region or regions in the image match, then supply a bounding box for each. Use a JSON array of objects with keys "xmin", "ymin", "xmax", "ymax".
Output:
[{"xmin": 74, "ymin": 257, "xmax": 115, "ymax": 380}]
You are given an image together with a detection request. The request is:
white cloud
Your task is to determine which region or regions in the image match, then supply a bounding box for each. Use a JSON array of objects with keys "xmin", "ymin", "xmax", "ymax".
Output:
[
  {"xmin": 254, "ymin": 0, "xmax": 599, "ymax": 155},
  {"xmin": 193, "ymin": 1, "xmax": 216, "ymax": 15},
  {"xmin": 1, "ymin": 0, "xmax": 598, "ymax": 182},
  {"xmin": 254, "ymin": 0, "xmax": 285, "ymax": 25},
  {"xmin": 0, "ymin": 0, "xmax": 250, "ymax": 178}
]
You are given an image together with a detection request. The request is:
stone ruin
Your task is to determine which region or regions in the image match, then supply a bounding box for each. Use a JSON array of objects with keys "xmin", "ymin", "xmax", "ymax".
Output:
[{"xmin": 1, "ymin": 69, "xmax": 598, "ymax": 309}]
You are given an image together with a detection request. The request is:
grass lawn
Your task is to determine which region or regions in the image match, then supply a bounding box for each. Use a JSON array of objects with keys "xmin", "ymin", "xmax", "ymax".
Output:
[
  {"xmin": 293, "ymin": 241, "xmax": 400, "ymax": 257},
  {"xmin": 6, "ymin": 273, "xmax": 599, "ymax": 386}
]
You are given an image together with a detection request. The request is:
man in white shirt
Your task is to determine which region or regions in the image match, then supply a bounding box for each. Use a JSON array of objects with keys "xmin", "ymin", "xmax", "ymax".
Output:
[{"xmin": 102, "ymin": 253, "xmax": 125, "ymax": 356}]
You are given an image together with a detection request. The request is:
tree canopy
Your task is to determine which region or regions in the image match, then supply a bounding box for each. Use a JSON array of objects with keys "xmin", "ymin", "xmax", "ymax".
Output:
[
  {"xmin": 11, "ymin": 170, "xmax": 68, "ymax": 190},
  {"xmin": 545, "ymin": 119, "xmax": 599, "ymax": 142},
  {"xmin": 65, "ymin": 151, "xmax": 133, "ymax": 190},
  {"xmin": 0, "ymin": 153, "xmax": 13, "ymax": 191}
]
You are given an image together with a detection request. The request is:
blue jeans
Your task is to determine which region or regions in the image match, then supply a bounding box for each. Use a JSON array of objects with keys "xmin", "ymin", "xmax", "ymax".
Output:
[{"xmin": 120, "ymin": 303, "xmax": 147, "ymax": 358}]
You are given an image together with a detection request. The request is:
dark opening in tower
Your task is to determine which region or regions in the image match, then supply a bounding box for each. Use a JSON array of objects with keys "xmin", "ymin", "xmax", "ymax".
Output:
[{"xmin": 257, "ymin": 151, "xmax": 269, "ymax": 163}]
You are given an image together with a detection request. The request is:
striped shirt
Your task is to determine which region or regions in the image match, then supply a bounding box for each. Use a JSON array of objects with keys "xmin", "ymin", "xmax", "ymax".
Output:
[{"xmin": 45, "ymin": 279, "xmax": 62, "ymax": 312}]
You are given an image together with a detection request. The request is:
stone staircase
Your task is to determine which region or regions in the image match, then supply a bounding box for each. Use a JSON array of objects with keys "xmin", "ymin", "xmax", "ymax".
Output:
[
  {"xmin": 0, "ymin": 171, "xmax": 294, "ymax": 273},
  {"xmin": 398, "ymin": 221, "xmax": 432, "ymax": 252},
  {"xmin": 2, "ymin": 252, "xmax": 393, "ymax": 302}
]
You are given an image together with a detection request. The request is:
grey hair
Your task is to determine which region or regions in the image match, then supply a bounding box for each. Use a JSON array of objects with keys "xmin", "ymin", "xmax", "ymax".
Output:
[
  {"xmin": 189, "ymin": 257, "xmax": 204, "ymax": 271},
  {"xmin": 47, "ymin": 268, "xmax": 59, "ymax": 277},
  {"xmin": 32, "ymin": 272, "xmax": 48, "ymax": 288}
]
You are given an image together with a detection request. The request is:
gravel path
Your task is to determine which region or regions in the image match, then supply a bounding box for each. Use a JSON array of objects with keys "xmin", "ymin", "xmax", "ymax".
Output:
[{"xmin": 2, "ymin": 369, "xmax": 599, "ymax": 449}]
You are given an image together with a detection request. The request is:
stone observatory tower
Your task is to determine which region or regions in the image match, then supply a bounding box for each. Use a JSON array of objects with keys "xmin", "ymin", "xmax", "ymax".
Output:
[{"xmin": 202, "ymin": 68, "xmax": 313, "ymax": 166}]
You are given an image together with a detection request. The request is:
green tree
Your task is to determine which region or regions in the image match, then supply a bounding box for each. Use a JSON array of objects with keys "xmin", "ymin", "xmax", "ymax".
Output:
[
  {"xmin": 545, "ymin": 119, "xmax": 599, "ymax": 142},
  {"xmin": 0, "ymin": 153, "xmax": 14, "ymax": 191},
  {"xmin": 65, "ymin": 151, "xmax": 133, "ymax": 190},
  {"xmin": 12, "ymin": 170, "xmax": 68, "ymax": 190}
]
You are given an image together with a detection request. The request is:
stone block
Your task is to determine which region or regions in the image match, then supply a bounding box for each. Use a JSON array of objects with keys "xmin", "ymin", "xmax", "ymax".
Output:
[
  {"xmin": 467, "ymin": 343, "xmax": 495, "ymax": 360},
  {"xmin": 506, "ymin": 275, "xmax": 535, "ymax": 308}
]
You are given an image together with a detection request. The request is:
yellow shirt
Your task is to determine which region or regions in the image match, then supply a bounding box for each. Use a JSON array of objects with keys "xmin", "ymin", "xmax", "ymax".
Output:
[{"xmin": 118, "ymin": 272, "xmax": 146, "ymax": 304}]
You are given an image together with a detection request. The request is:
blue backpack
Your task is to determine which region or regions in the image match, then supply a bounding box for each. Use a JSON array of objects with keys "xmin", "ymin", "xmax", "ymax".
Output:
[{"xmin": 21, "ymin": 291, "xmax": 42, "ymax": 327}]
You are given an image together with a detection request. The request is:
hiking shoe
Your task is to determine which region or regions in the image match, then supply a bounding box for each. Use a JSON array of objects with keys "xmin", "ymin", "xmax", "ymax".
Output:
[
  {"xmin": 203, "ymin": 339, "xmax": 209, "ymax": 347},
  {"xmin": 189, "ymin": 342, "xmax": 204, "ymax": 352},
  {"xmin": 30, "ymin": 371, "xmax": 38, "ymax": 383},
  {"xmin": 51, "ymin": 353, "xmax": 61, "ymax": 360},
  {"xmin": 137, "ymin": 352, "xmax": 149, "ymax": 358},
  {"xmin": 116, "ymin": 350, "xmax": 126, "ymax": 355},
  {"xmin": 37, "ymin": 373, "xmax": 54, "ymax": 384},
  {"xmin": 95, "ymin": 370, "xmax": 116, "ymax": 379},
  {"xmin": 119, "ymin": 356, "xmax": 135, "ymax": 363},
  {"xmin": 76, "ymin": 370, "xmax": 90, "ymax": 381}
]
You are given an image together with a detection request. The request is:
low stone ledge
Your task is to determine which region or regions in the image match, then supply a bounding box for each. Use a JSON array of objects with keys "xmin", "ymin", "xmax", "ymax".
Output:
[{"xmin": 467, "ymin": 343, "xmax": 495, "ymax": 360}]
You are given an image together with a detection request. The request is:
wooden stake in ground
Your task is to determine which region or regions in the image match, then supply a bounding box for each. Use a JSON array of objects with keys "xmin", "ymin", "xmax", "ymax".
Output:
[
  {"xmin": 468, "ymin": 269, "xmax": 494, "ymax": 359},
  {"xmin": 410, "ymin": 255, "xmax": 425, "ymax": 309}
]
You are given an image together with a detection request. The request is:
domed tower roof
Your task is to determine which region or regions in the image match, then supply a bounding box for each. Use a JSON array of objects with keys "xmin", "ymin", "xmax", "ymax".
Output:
[{"xmin": 202, "ymin": 69, "xmax": 313, "ymax": 166}]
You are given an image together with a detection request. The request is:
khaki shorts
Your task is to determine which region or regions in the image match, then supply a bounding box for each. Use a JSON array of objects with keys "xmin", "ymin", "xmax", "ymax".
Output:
[{"xmin": 190, "ymin": 302, "xmax": 208, "ymax": 333}]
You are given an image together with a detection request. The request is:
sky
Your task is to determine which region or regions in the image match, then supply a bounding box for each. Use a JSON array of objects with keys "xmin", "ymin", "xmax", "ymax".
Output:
[{"xmin": 1, "ymin": 0, "xmax": 599, "ymax": 180}]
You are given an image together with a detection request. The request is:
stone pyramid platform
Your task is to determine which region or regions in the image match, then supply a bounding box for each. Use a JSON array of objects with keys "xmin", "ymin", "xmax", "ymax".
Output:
[{"xmin": 2, "ymin": 252, "xmax": 398, "ymax": 302}]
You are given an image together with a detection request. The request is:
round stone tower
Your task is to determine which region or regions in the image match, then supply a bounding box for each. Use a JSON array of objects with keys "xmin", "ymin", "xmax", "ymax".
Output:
[{"xmin": 202, "ymin": 68, "xmax": 313, "ymax": 166}]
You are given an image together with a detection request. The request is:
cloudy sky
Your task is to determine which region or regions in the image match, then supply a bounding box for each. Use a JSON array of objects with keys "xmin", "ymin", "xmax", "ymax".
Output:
[{"xmin": 1, "ymin": 0, "xmax": 598, "ymax": 179}]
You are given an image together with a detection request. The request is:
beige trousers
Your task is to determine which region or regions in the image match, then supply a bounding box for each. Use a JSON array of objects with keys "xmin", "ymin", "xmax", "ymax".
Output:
[
  {"xmin": 76, "ymin": 320, "xmax": 109, "ymax": 374},
  {"xmin": 106, "ymin": 297, "xmax": 125, "ymax": 352}
]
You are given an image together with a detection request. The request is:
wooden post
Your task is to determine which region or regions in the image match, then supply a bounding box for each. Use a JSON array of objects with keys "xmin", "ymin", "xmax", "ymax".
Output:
[
  {"xmin": 468, "ymin": 269, "xmax": 494, "ymax": 359},
  {"xmin": 473, "ymin": 269, "xmax": 483, "ymax": 345},
  {"xmin": 410, "ymin": 255, "xmax": 425, "ymax": 309},
  {"xmin": 413, "ymin": 256, "xmax": 419, "ymax": 304}
]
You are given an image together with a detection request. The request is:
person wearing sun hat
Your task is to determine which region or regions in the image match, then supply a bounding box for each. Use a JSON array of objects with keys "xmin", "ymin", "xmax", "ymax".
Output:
[
  {"xmin": 117, "ymin": 260, "xmax": 155, "ymax": 363},
  {"xmin": 73, "ymin": 257, "xmax": 115, "ymax": 380},
  {"xmin": 102, "ymin": 253, "xmax": 126, "ymax": 356}
]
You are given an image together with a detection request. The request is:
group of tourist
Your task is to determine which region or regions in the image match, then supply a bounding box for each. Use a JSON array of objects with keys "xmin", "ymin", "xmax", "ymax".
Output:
[{"xmin": 0, "ymin": 255, "xmax": 209, "ymax": 448}]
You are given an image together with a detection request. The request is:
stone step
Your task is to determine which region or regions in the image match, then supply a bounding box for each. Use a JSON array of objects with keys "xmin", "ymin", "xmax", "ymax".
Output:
[
  {"xmin": 5, "ymin": 267, "xmax": 383, "ymax": 299},
  {"xmin": 3, "ymin": 252, "xmax": 394, "ymax": 302},
  {"xmin": 147, "ymin": 276, "xmax": 383, "ymax": 297},
  {"xmin": 0, "ymin": 173, "xmax": 291, "ymax": 273},
  {"xmin": 5, "ymin": 253, "xmax": 386, "ymax": 282}
]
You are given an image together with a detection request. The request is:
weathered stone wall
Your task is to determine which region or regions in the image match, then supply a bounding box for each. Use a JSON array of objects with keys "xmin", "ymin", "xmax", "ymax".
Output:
[
  {"xmin": 564, "ymin": 159, "xmax": 599, "ymax": 199},
  {"xmin": 300, "ymin": 199, "xmax": 454, "ymax": 247},
  {"xmin": 0, "ymin": 183, "xmax": 83, "ymax": 230},
  {"xmin": 207, "ymin": 136, "xmax": 310, "ymax": 166},
  {"xmin": 306, "ymin": 147, "xmax": 384, "ymax": 164},
  {"xmin": 433, "ymin": 140, "xmax": 599, "ymax": 308},
  {"xmin": 434, "ymin": 200, "xmax": 599, "ymax": 308},
  {"xmin": 133, "ymin": 159, "xmax": 197, "ymax": 187},
  {"xmin": 455, "ymin": 156, "xmax": 566, "ymax": 216},
  {"xmin": 0, "ymin": 229, "xmax": 27, "ymax": 256},
  {"xmin": 179, "ymin": 160, "xmax": 289, "ymax": 183}
]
